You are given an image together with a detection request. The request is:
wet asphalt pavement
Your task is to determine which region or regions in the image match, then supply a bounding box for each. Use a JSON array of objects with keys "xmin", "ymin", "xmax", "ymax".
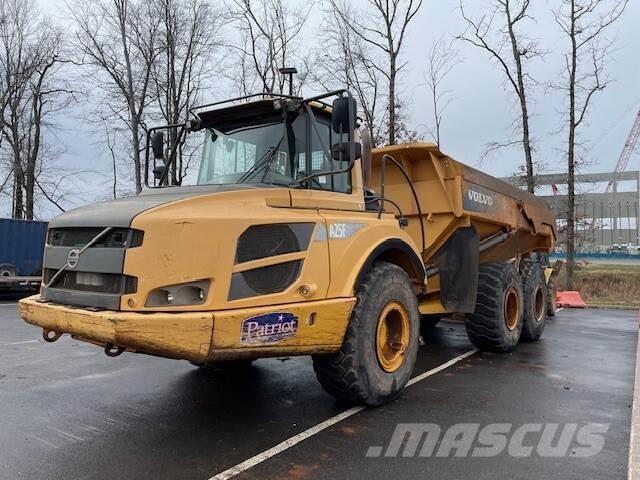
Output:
[{"xmin": 0, "ymin": 301, "xmax": 637, "ymax": 480}]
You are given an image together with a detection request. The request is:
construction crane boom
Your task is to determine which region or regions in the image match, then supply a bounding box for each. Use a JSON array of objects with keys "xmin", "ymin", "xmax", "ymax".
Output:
[{"xmin": 605, "ymin": 108, "xmax": 640, "ymax": 193}]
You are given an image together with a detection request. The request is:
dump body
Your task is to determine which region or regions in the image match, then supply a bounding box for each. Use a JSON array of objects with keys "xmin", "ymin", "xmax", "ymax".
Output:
[{"xmin": 371, "ymin": 143, "xmax": 555, "ymax": 263}]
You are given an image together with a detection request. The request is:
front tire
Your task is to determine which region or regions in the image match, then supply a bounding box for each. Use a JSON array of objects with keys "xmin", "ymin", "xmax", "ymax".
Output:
[
  {"xmin": 312, "ymin": 261, "xmax": 420, "ymax": 406},
  {"xmin": 465, "ymin": 262, "xmax": 523, "ymax": 352}
]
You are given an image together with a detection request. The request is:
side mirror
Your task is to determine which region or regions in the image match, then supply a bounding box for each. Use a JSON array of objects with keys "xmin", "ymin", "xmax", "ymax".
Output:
[
  {"xmin": 153, "ymin": 165, "xmax": 166, "ymax": 180},
  {"xmin": 151, "ymin": 132, "xmax": 164, "ymax": 160},
  {"xmin": 331, "ymin": 142, "xmax": 361, "ymax": 162},
  {"xmin": 331, "ymin": 96, "xmax": 357, "ymax": 135}
]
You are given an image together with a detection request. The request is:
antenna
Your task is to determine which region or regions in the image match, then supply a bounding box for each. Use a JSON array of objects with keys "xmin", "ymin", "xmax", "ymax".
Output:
[{"xmin": 279, "ymin": 67, "xmax": 297, "ymax": 96}]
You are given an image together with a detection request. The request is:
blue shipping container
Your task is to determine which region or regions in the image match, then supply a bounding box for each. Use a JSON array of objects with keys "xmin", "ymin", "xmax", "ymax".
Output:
[{"xmin": 0, "ymin": 218, "xmax": 48, "ymax": 277}]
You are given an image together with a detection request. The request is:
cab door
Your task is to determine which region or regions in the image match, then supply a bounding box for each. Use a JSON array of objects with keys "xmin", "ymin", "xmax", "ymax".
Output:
[{"xmin": 289, "ymin": 114, "xmax": 364, "ymax": 211}]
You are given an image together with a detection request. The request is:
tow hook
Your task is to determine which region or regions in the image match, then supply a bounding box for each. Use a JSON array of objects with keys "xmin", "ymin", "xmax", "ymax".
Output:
[
  {"xmin": 105, "ymin": 344, "xmax": 125, "ymax": 357},
  {"xmin": 43, "ymin": 329, "xmax": 62, "ymax": 343}
]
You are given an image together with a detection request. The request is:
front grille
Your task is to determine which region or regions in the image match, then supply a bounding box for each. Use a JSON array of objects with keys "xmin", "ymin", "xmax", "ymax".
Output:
[
  {"xmin": 47, "ymin": 228, "xmax": 143, "ymax": 248},
  {"xmin": 44, "ymin": 269, "xmax": 137, "ymax": 295}
]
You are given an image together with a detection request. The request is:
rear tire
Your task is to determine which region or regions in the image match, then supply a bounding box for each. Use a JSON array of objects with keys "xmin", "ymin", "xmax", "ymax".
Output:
[
  {"xmin": 312, "ymin": 261, "xmax": 420, "ymax": 406},
  {"xmin": 465, "ymin": 262, "xmax": 523, "ymax": 352},
  {"xmin": 520, "ymin": 262, "xmax": 547, "ymax": 341}
]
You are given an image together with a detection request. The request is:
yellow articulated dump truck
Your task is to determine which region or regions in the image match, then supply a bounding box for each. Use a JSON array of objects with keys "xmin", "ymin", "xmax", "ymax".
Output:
[{"xmin": 19, "ymin": 90, "xmax": 556, "ymax": 406}]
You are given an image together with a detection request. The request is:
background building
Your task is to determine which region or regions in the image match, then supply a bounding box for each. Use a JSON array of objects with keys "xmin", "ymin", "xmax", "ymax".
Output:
[{"xmin": 503, "ymin": 171, "xmax": 640, "ymax": 252}]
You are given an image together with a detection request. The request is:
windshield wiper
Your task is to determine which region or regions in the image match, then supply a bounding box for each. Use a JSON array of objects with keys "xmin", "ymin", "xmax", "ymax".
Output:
[
  {"xmin": 236, "ymin": 134, "xmax": 285, "ymax": 184},
  {"xmin": 236, "ymin": 146, "xmax": 277, "ymax": 184}
]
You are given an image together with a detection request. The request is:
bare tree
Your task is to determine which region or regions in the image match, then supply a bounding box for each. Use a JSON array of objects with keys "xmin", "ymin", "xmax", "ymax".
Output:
[
  {"xmin": 423, "ymin": 38, "xmax": 460, "ymax": 148},
  {"xmin": 224, "ymin": 0, "xmax": 311, "ymax": 96},
  {"xmin": 102, "ymin": 120, "xmax": 118, "ymax": 199},
  {"xmin": 0, "ymin": 0, "xmax": 68, "ymax": 219},
  {"xmin": 70, "ymin": 0, "xmax": 161, "ymax": 194},
  {"xmin": 329, "ymin": 0, "xmax": 423, "ymax": 145},
  {"xmin": 553, "ymin": 0, "xmax": 628, "ymax": 289},
  {"xmin": 459, "ymin": 0, "xmax": 543, "ymax": 194},
  {"xmin": 313, "ymin": 0, "xmax": 384, "ymax": 146},
  {"xmin": 152, "ymin": 0, "xmax": 222, "ymax": 184}
]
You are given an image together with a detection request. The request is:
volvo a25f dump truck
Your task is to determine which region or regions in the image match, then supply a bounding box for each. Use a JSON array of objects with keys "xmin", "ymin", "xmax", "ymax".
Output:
[{"xmin": 19, "ymin": 90, "xmax": 556, "ymax": 406}]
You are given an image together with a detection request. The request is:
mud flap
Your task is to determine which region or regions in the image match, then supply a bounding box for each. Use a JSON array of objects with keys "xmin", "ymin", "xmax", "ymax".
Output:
[{"xmin": 432, "ymin": 226, "xmax": 479, "ymax": 313}]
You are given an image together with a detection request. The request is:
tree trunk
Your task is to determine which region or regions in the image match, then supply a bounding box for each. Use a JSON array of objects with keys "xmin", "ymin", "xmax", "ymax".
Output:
[
  {"xmin": 566, "ymin": 132, "xmax": 575, "ymax": 290},
  {"xmin": 521, "ymin": 105, "xmax": 534, "ymax": 193},
  {"xmin": 117, "ymin": 1, "xmax": 143, "ymax": 194},
  {"xmin": 25, "ymin": 89, "xmax": 44, "ymax": 220},
  {"xmin": 12, "ymin": 168, "xmax": 23, "ymax": 219},
  {"xmin": 388, "ymin": 56, "xmax": 396, "ymax": 145},
  {"xmin": 25, "ymin": 174, "xmax": 34, "ymax": 220},
  {"xmin": 505, "ymin": 0, "xmax": 535, "ymax": 194},
  {"xmin": 566, "ymin": 0, "xmax": 578, "ymax": 291},
  {"xmin": 516, "ymin": 65, "xmax": 534, "ymax": 194},
  {"xmin": 131, "ymin": 117, "xmax": 143, "ymax": 193}
]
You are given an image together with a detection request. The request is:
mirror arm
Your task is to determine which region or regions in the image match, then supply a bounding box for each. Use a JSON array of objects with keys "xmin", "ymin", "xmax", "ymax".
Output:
[
  {"xmin": 347, "ymin": 90, "xmax": 355, "ymax": 165},
  {"xmin": 157, "ymin": 123, "xmax": 187, "ymax": 187},
  {"xmin": 144, "ymin": 128, "xmax": 152, "ymax": 188}
]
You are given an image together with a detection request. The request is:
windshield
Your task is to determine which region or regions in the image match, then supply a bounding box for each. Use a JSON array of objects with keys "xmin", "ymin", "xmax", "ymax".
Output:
[{"xmin": 196, "ymin": 111, "xmax": 351, "ymax": 193}]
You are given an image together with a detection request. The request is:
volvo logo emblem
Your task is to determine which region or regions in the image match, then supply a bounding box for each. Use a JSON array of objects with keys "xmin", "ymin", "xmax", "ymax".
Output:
[{"xmin": 67, "ymin": 249, "xmax": 80, "ymax": 269}]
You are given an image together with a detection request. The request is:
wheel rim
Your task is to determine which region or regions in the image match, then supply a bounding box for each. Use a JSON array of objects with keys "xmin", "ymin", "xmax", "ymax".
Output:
[
  {"xmin": 504, "ymin": 287, "xmax": 520, "ymax": 331},
  {"xmin": 376, "ymin": 301, "xmax": 410, "ymax": 373},
  {"xmin": 533, "ymin": 285, "xmax": 545, "ymax": 322}
]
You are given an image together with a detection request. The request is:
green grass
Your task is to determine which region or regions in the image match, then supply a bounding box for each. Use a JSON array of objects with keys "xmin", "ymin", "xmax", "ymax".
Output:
[{"xmin": 557, "ymin": 263, "xmax": 640, "ymax": 308}]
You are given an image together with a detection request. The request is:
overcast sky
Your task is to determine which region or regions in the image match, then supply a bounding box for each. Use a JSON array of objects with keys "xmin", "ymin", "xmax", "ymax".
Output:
[{"xmin": 14, "ymin": 0, "xmax": 640, "ymax": 219}]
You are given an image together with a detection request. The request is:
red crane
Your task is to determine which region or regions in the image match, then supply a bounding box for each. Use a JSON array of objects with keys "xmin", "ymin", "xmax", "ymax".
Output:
[{"xmin": 605, "ymin": 108, "xmax": 640, "ymax": 192}]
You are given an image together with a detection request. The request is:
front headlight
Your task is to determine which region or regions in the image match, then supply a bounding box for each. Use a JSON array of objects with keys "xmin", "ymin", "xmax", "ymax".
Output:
[{"xmin": 145, "ymin": 280, "xmax": 210, "ymax": 307}]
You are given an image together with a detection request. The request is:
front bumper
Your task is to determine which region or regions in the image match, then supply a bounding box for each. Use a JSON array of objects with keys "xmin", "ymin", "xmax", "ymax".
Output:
[{"xmin": 18, "ymin": 295, "xmax": 355, "ymax": 363}]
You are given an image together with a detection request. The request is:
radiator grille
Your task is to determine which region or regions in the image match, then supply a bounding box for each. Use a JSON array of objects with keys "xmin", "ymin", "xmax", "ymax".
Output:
[
  {"xmin": 47, "ymin": 228, "xmax": 143, "ymax": 248},
  {"xmin": 44, "ymin": 269, "xmax": 137, "ymax": 295}
]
